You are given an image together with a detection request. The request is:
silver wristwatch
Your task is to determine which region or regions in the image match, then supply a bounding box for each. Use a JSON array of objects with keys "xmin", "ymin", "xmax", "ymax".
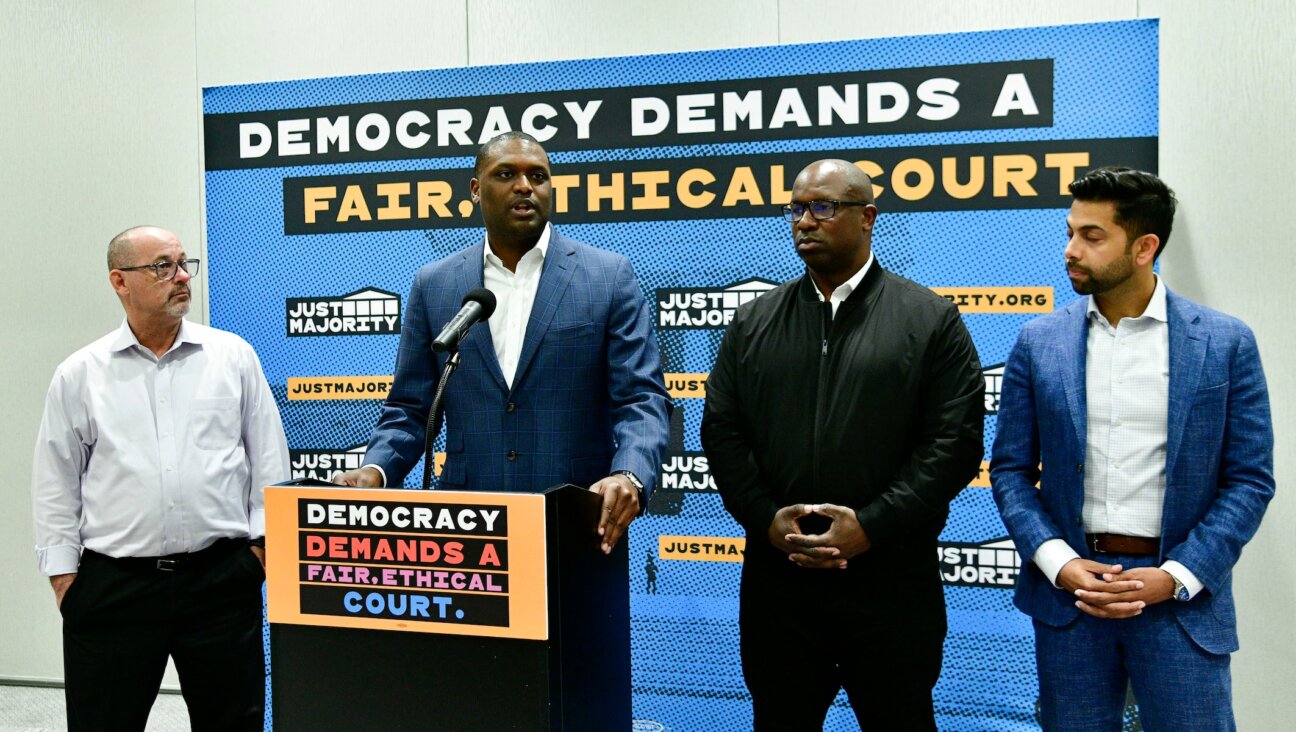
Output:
[
  {"xmin": 613, "ymin": 470, "xmax": 646, "ymax": 515},
  {"xmin": 1171, "ymin": 574, "xmax": 1191, "ymax": 602}
]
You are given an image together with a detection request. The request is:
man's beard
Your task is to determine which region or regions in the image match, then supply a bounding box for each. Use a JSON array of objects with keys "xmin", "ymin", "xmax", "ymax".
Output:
[
  {"xmin": 163, "ymin": 290, "xmax": 191, "ymax": 318},
  {"xmin": 1069, "ymin": 252, "xmax": 1135, "ymax": 295}
]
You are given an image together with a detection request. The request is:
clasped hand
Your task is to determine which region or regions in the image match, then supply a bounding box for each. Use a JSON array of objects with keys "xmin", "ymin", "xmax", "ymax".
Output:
[
  {"xmin": 1057, "ymin": 559, "xmax": 1176, "ymax": 619},
  {"xmin": 769, "ymin": 503, "xmax": 870, "ymax": 569}
]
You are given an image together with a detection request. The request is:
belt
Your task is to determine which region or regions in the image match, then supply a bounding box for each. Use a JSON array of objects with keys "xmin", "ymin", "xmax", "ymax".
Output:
[
  {"xmin": 86, "ymin": 537, "xmax": 243, "ymax": 572},
  {"xmin": 1086, "ymin": 533, "xmax": 1160, "ymax": 557}
]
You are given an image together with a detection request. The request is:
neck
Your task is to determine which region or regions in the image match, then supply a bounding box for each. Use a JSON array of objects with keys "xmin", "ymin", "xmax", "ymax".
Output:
[
  {"xmin": 1094, "ymin": 270, "xmax": 1157, "ymax": 326},
  {"xmin": 808, "ymin": 252, "xmax": 870, "ymax": 300},
  {"xmin": 487, "ymin": 230, "xmax": 541, "ymax": 273},
  {"xmin": 127, "ymin": 315, "xmax": 182, "ymax": 358}
]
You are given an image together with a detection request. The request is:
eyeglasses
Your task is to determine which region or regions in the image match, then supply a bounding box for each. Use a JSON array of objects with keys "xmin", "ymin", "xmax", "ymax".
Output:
[
  {"xmin": 117, "ymin": 259, "xmax": 201, "ymax": 282},
  {"xmin": 781, "ymin": 199, "xmax": 872, "ymax": 223}
]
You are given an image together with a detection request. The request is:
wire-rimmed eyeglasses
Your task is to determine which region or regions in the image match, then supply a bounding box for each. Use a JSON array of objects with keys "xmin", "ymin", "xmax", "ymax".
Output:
[{"xmin": 116, "ymin": 259, "xmax": 201, "ymax": 282}]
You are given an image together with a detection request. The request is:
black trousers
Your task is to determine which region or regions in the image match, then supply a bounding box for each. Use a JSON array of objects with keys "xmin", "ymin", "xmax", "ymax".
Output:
[
  {"xmin": 739, "ymin": 559, "xmax": 947, "ymax": 732},
  {"xmin": 60, "ymin": 538, "xmax": 266, "ymax": 732}
]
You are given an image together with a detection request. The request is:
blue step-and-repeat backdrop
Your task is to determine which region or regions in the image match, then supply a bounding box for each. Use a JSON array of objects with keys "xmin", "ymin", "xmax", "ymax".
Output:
[{"xmin": 202, "ymin": 20, "xmax": 1157, "ymax": 731}]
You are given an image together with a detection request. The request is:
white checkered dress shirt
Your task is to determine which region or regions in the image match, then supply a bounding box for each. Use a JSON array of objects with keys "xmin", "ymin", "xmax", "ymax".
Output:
[{"xmin": 1032, "ymin": 277, "xmax": 1203, "ymax": 598}]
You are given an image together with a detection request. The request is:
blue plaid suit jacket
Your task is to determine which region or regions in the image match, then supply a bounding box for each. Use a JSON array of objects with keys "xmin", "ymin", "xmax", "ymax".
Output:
[
  {"xmin": 364, "ymin": 230, "xmax": 672, "ymax": 494},
  {"xmin": 990, "ymin": 289, "xmax": 1275, "ymax": 653}
]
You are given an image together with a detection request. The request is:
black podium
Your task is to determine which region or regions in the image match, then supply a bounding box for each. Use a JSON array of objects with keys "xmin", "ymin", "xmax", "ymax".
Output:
[{"xmin": 264, "ymin": 483, "xmax": 630, "ymax": 731}]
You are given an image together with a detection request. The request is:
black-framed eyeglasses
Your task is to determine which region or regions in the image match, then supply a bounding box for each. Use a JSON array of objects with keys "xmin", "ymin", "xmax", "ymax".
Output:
[
  {"xmin": 117, "ymin": 259, "xmax": 201, "ymax": 282},
  {"xmin": 781, "ymin": 199, "xmax": 872, "ymax": 223}
]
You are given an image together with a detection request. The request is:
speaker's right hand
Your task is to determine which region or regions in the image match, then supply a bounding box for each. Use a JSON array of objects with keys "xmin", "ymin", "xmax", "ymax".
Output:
[{"xmin": 332, "ymin": 465, "xmax": 384, "ymax": 487}]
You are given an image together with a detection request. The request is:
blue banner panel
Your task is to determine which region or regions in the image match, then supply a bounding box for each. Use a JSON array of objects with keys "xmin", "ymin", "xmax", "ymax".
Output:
[{"xmin": 206, "ymin": 20, "xmax": 1158, "ymax": 731}]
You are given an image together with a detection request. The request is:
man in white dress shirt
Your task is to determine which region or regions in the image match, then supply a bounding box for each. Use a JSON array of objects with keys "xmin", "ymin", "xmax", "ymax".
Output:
[
  {"xmin": 991, "ymin": 168, "xmax": 1275, "ymax": 730},
  {"xmin": 32, "ymin": 226, "xmax": 290, "ymax": 732}
]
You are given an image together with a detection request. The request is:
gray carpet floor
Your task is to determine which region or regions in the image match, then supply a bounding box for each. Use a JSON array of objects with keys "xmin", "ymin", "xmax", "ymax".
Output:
[{"xmin": 0, "ymin": 685, "xmax": 189, "ymax": 731}]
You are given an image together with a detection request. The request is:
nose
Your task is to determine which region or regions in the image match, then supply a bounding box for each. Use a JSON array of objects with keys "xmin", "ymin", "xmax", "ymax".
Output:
[
  {"xmin": 1063, "ymin": 235, "xmax": 1081, "ymax": 263},
  {"xmin": 794, "ymin": 210, "xmax": 818, "ymax": 232},
  {"xmin": 175, "ymin": 263, "xmax": 192, "ymax": 284},
  {"xmin": 512, "ymin": 174, "xmax": 533, "ymax": 195}
]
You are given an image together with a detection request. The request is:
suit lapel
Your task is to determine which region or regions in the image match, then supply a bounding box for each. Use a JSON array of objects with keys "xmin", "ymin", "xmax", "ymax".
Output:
[
  {"xmin": 456, "ymin": 242, "xmax": 509, "ymax": 392},
  {"xmin": 1057, "ymin": 300, "xmax": 1089, "ymax": 454},
  {"xmin": 511, "ymin": 232, "xmax": 576, "ymax": 393},
  {"xmin": 1165, "ymin": 291, "xmax": 1207, "ymax": 483}
]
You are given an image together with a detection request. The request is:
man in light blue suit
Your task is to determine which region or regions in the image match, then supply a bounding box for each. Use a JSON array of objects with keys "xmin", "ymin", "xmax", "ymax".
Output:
[
  {"xmin": 335, "ymin": 132, "xmax": 671, "ymax": 554},
  {"xmin": 991, "ymin": 167, "xmax": 1274, "ymax": 730}
]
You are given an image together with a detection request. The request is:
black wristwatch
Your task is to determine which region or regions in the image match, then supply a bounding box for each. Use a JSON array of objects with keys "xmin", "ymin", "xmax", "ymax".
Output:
[{"xmin": 613, "ymin": 470, "xmax": 646, "ymax": 515}]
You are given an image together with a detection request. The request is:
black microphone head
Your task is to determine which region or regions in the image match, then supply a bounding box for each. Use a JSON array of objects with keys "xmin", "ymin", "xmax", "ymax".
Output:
[{"xmin": 463, "ymin": 288, "xmax": 497, "ymax": 319}]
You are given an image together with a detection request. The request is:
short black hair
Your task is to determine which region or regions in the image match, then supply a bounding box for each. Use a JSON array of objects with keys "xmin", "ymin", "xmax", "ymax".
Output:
[
  {"xmin": 1068, "ymin": 166, "xmax": 1176, "ymax": 259},
  {"xmin": 474, "ymin": 131, "xmax": 546, "ymax": 177}
]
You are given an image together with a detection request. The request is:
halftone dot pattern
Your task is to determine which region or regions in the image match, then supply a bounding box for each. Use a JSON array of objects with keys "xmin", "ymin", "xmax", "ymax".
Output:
[
  {"xmin": 205, "ymin": 20, "xmax": 1158, "ymax": 142},
  {"xmin": 207, "ymin": 21, "xmax": 1158, "ymax": 732}
]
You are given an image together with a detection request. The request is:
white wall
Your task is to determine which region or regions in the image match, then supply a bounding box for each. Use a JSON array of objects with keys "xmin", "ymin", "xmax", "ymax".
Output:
[
  {"xmin": 1, "ymin": 0, "xmax": 204, "ymax": 686},
  {"xmin": 4, "ymin": 0, "xmax": 1292, "ymax": 725}
]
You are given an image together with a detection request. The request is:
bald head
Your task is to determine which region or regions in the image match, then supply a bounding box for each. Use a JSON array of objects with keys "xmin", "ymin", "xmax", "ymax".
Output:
[
  {"xmin": 108, "ymin": 225, "xmax": 175, "ymax": 270},
  {"xmin": 789, "ymin": 159, "xmax": 879, "ymax": 295},
  {"xmin": 796, "ymin": 159, "xmax": 875, "ymax": 205}
]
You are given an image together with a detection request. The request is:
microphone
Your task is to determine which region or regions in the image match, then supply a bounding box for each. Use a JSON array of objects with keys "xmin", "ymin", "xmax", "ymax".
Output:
[{"xmin": 432, "ymin": 288, "xmax": 497, "ymax": 353}]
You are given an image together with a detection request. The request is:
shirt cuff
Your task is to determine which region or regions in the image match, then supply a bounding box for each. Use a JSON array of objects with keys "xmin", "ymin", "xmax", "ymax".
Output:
[
  {"xmin": 1033, "ymin": 539, "xmax": 1080, "ymax": 589},
  {"xmin": 37, "ymin": 544, "xmax": 82, "ymax": 576},
  {"xmin": 1160, "ymin": 560, "xmax": 1205, "ymax": 600},
  {"xmin": 361, "ymin": 463, "xmax": 387, "ymax": 487},
  {"xmin": 248, "ymin": 507, "xmax": 266, "ymax": 539}
]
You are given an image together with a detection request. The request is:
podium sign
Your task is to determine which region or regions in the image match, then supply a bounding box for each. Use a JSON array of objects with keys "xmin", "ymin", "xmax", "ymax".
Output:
[
  {"xmin": 266, "ymin": 483, "xmax": 627, "ymax": 730},
  {"xmin": 265, "ymin": 486, "xmax": 548, "ymax": 640}
]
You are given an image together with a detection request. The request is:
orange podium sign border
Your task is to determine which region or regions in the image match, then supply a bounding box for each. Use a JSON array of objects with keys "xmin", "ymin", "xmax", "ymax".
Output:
[{"xmin": 265, "ymin": 486, "xmax": 549, "ymax": 640}]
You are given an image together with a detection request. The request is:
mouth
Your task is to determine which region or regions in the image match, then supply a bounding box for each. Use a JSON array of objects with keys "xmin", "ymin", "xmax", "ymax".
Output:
[
  {"xmin": 796, "ymin": 237, "xmax": 823, "ymax": 251},
  {"xmin": 172, "ymin": 289, "xmax": 190, "ymax": 300},
  {"xmin": 511, "ymin": 199, "xmax": 536, "ymax": 216}
]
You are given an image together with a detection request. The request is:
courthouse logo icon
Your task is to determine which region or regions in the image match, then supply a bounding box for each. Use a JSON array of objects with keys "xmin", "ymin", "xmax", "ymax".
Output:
[
  {"xmin": 286, "ymin": 287, "xmax": 401, "ymax": 337},
  {"xmin": 937, "ymin": 537, "xmax": 1021, "ymax": 589},
  {"xmin": 656, "ymin": 277, "xmax": 778, "ymax": 329},
  {"xmin": 983, "ymin": 363, "xmax": 1004, "ymax": 414}
]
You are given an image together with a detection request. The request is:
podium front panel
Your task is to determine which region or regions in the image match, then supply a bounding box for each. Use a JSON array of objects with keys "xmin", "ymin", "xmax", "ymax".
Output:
[{"xmin": 265, "ymin": 486, "xmax": 548, "ymax": 640}]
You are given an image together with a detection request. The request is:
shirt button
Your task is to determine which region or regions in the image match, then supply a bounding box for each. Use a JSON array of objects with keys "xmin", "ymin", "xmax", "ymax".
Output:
[
  {"xmin": 1114, "ymin": 418, "xmax": 1123, "ymax": 427},
  {"xmin": 166, "ymin": 466, "xmax": 173, "ymax": 472},
  {"xmin": 1075, "ymin": 517, "xmax": 1083, "ymax": 527},
  {"xmin": 506, "ymin": 402, "xmax": 516, "ymax": 413},
  {"xmin": 1077, "ymin": 463, "xmax": 1084, "ymax": 474},
  {"xmin": 507, "ymin": 450, "xmax": 518, "ymax": 461}
]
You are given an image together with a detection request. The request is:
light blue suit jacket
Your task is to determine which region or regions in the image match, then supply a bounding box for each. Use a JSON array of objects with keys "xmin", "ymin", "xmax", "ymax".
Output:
[
  {"xmin": 365, "ymin": 230, "xmax": 672, "ymax": 494},
  {"xmin": 990, "ymin": 289, "xmax": 1274, "ymax": 653}
]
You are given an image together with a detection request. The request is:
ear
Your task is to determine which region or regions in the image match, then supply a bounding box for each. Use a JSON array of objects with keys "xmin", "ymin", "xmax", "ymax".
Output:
[
  {"xmin": 1132, "ymin": 233, "xmax": 1159, "ymax": 267},
  {"xmin": 109, "ymin": 270, "xmax": 129, "ymax": 298},
  {"xmin": 860, "ymin": 204, "xmax": 879, "ymax": 233},
  {"xmin": 469, "ymin": 177, "xmax": 481, "ymax": 202}
]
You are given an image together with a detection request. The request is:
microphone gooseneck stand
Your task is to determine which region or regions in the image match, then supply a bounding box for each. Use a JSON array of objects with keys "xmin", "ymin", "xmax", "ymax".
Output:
[{"xmin": 421, "ymin": 349, "xmax": 461, "ymax": 490}]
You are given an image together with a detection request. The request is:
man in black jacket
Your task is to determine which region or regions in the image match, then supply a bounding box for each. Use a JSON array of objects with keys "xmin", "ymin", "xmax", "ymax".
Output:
[{"xmin": 702, "ymin": 159, "xmax": 984, "ymax": 731}]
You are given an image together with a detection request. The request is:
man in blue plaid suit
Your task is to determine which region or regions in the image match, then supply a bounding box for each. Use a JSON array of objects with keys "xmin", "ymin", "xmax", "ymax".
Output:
[
  {"xmin": 335, "ymin": 132, "xmax": 671, "ymax": 553},
  {"xmin": 991, "ymin": 168, "xmax": 1275, "ymax": 730}
]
